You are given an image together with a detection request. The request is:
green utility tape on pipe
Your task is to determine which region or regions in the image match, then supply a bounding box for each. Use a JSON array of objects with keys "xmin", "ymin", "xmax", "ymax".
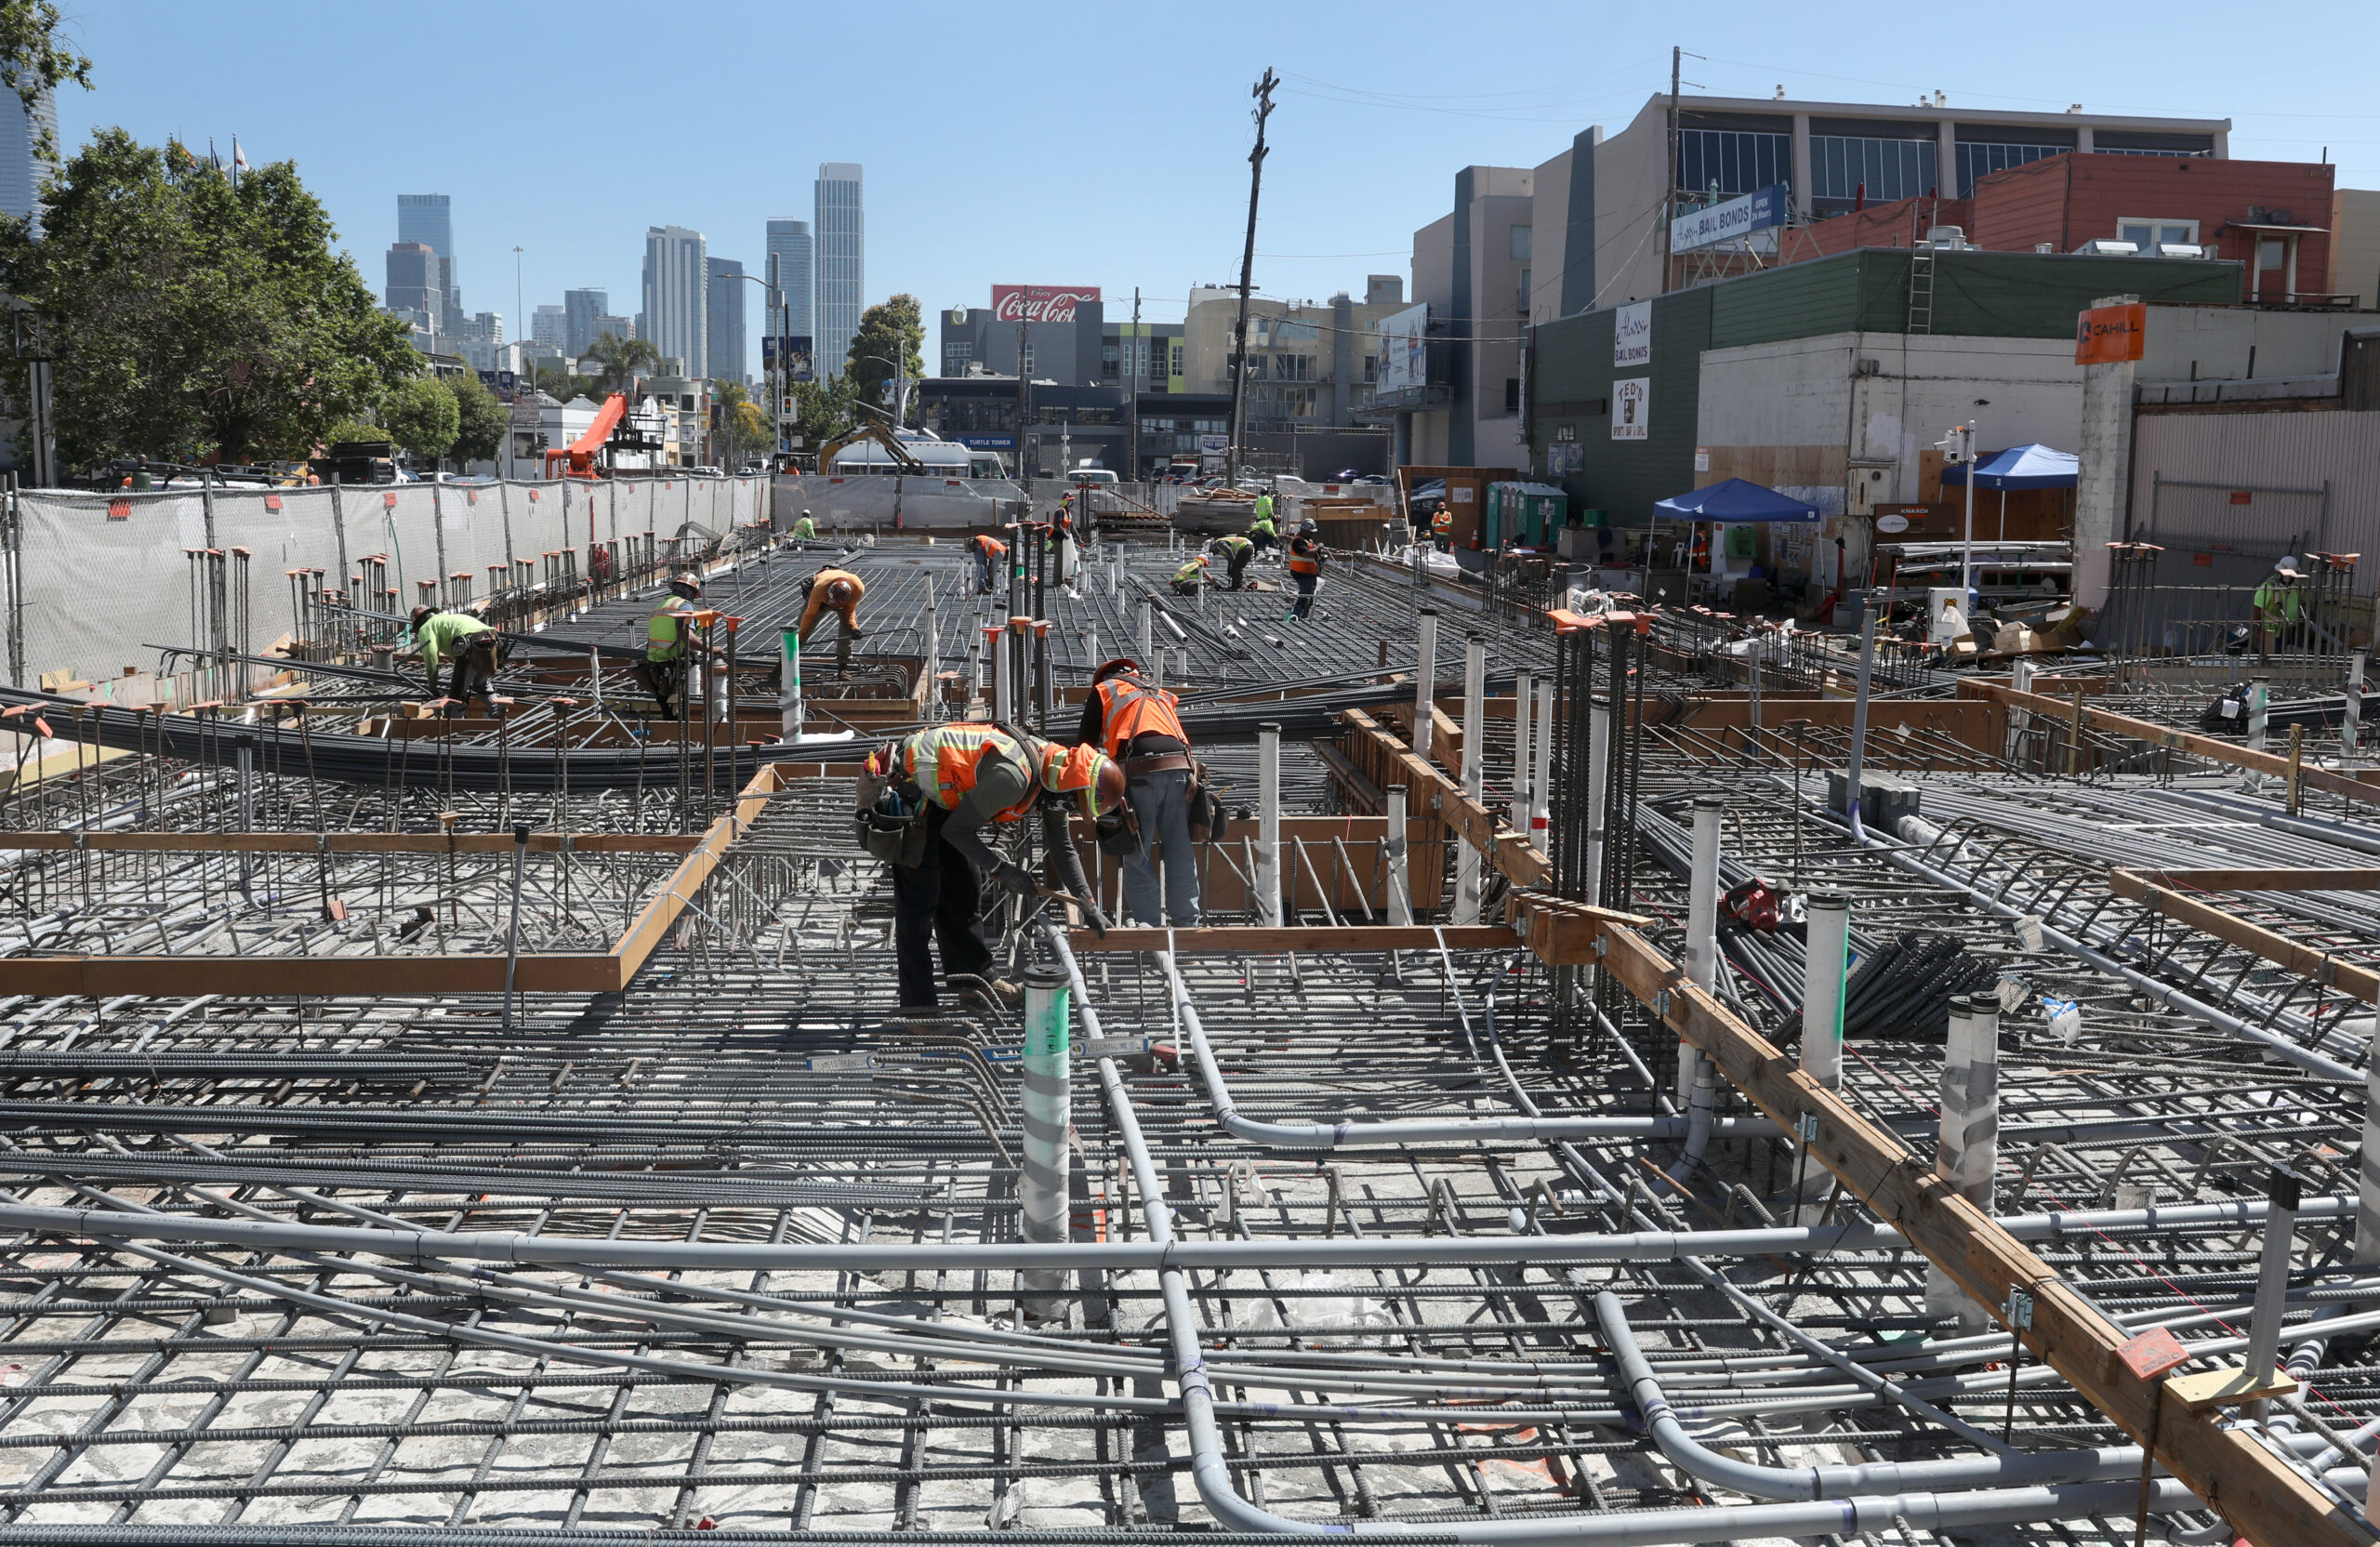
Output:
[
  {"xmin": 1028, "ymin": 978, "xmax": 1071, "ymax": 1062},
  {"xmin": 782, "ymin": 627, "xmax": 800, "ymax": 691}
]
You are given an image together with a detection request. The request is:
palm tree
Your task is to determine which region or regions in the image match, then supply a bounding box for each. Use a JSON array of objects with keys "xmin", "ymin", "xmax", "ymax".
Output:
[{"xmin": 583, "ymin": 332, "xmax": 661, "ymax": 395}]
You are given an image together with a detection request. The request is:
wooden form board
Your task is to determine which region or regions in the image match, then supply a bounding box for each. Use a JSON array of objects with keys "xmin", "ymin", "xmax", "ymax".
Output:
[
  {"xmin": 2109, "ymin": 868, "xmax": 2380, "ymax": 1005},
  {"xmin": 1068, "ymin": 924, "xmax": 1521, "ymax": 955},
  {"xmin": 1340, "ymin": 708, "xmax": 1552, "ymax": 890},
  {"xmin": 0, "ymin": 765, "xmax": 789, "ymax": 998}
]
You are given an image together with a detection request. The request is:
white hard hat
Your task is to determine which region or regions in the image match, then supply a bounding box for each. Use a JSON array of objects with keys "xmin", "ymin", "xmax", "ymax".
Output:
[{"xmin": 2275, "ymin": 555, "xmax": 2303, "ymax": 575}]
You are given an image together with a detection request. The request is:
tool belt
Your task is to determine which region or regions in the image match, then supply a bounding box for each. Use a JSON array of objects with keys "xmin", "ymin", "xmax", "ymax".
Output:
[{"xmin": 1123, "ymin": 752, "xmax": 1192, "ymax": 777}]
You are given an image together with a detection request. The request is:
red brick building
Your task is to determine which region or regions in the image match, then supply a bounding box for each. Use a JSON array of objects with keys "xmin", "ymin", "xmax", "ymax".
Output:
[{"xmin": 1778, "ymin": 154, "xmax": 2338, "ymax": 303}]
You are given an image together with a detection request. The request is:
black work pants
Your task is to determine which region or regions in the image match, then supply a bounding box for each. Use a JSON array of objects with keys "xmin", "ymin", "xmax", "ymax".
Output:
[
  {"xmin": 635, "ymin": 657, "xmax": 684, "ymax": 716},
  {"xmin": 439, "ymin": 635, "xmax": 500, "ymax": 712},
  {"xmin": 1291, "ymin": 572, "xmax": 1318, "ymax": 620},
  {"xmin": 892, "ymin": 802, "xmax": 995, "ymax": 1008},
  {"xmin": 1227, "ymin": 553, "xmax": 1250, "ymax": 589}
]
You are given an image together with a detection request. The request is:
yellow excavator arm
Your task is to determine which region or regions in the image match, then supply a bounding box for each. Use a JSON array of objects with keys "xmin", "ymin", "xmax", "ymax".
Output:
[{"xmin": 815, "ymin": 420, "xmax": 929, "ymax": 473}]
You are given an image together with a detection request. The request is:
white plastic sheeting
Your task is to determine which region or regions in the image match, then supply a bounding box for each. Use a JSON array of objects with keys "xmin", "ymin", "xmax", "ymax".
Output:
[{"xmin": 15, "ymin": 475, "xmax": 762, "ymax": 687}]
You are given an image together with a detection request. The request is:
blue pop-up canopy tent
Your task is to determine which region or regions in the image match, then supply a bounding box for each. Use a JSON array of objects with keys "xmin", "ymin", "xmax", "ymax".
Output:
[
  {"xmin": 1937, "ymin": 443, "xmax": 2080, "ymax": 489},
  {"xmin": 1653, "ymin": 477, "xmax": 1821, "ymax": 522}
]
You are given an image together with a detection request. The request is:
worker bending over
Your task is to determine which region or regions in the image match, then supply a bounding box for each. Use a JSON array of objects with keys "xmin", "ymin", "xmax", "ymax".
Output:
[
  {"xmin": 862, "ymin": 724, "xmax": 1128, "ymax": 1011},
  {"xmin": 789, "ymin": 509, "xmax": 819, "ymax": 540},
  {"xmin": 1079, "ymin": 658, "xmax": 1201, "ymax": 928},
  {"xmin": 1170, "ymin": 553, "xmax": 1210, "ymax": 595},
  {"xmin": 403, "ymin": 607, "xmax": 502, "ymax": 717},
  {"xmin": 637, "ymin": 574, "xmax": 717, "ymax": 719},
  {"xmin": 797, "ymin": 565, "xmax": 866, "ymax": 644},
  {"xmin": 1209, "ymin": 533, "xmax": 1253, "ymax": 590},
  {"xmin": 1286, "ymin": 523, "xmax": 1325, "ymax": 623},
  {"xmin": 2254, "ymin": 555, "xmax": 2305, "ymax": 654},
  {"xmin": 1248, "ymin": 503, "xmax": 1278, "ymax": 560},
  {"xmin": 972, "ymin": 531, "xmax": 1008, "ymax": 595}
]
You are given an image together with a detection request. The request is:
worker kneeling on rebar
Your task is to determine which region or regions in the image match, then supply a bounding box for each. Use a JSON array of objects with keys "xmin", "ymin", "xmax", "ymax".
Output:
[
  {"xmin": 1169, "ymin": 553, "xmax": 1210, "ymax": 595},
  {"xmin": 637, "ymin": 573, "xmax": 718, "ymax": 719},
  {"xmin": 796, "ymin": 565, "xmax": 866, "ymax": 645},
  {"xmin": 1079, "ymin": 658, "xmax": 1205, "ymax": 929},
  {"xmin": 403, "ymin": 606, "xmax": 502, "ymax": 718},
  {"xmin": 859, "ymin": 725, "xmax": 1130, "ymax": 1012}
]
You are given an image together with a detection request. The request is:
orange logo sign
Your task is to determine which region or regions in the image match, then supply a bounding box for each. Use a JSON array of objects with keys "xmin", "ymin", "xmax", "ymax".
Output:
[{"xmin": 2075, "ymin": 302, "xmax": 2147, "ymax": 365}]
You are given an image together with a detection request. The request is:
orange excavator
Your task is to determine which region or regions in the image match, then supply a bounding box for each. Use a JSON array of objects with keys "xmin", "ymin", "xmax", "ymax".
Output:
[{"xmin": 541, "ymin": 393, "xmax": 628, "ymax": 480}]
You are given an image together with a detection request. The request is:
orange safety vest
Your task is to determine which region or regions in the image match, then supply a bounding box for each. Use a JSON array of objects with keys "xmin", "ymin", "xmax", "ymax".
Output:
[
  {"xmin": 1431, "ymin": 509, "xmax": 1454, "ymax": 534},
  {"xmin": 1287, "ymin": 540, "xmax": 1321, "ymax": 576},
  {"xmin": 974, "ymin": 535, "xmax": 1009, "ymax": 561},
  {"xmin": 901, "ymin": 724, "xmax": 1037, "ymax": 821},
  {"xmin": 1093, "ymin": 677, "xmax": 1189, "ymax": 759}
]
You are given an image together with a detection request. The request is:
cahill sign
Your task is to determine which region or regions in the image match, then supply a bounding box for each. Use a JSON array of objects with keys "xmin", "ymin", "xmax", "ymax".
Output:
[{"xmin": 992, "ymin": 285, "xmax": 1101, "ymax": 324}]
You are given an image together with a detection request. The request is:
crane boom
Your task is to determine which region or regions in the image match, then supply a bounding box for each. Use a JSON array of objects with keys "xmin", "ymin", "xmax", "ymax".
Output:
[{"xmin": 542, "ymin": 393, "xmax": 629, "ymax": 479}]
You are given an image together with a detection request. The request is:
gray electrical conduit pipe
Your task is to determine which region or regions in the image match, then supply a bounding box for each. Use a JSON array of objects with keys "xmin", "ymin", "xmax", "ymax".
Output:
[
  {"xmin": 1036, "ymin": 927, "xmax": 2250, "ymax": 1543},
  {"xmin": 1594, "ymin": 1289, "xmax": 2353, "ymax": 1501},
  {"xmin": 1781, "ymin": 776, "xmax": 2364, "ymax": 1083},
  {"xmin": 1089, "ymin": 1025, "xmax": 2232, "ymax": 1540},
  {"xmin": 1154, "ymin": 945, "xmax": 1783, "ymax": 1148}
]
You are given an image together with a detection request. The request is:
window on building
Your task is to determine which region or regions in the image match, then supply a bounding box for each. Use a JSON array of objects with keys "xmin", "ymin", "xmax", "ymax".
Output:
[
  {"xmin": 1953, "ymin": 142, "xmax": 2069, "ymax": 196},
  {"xmin": 2118, "ymin": 218, "xmax": 2200, "ymax": 250},
  {"xmin": 1509, "ymin": 225, "xmax": 1532, "ymax": 261},
  {"xmin": 1102, "ymin": 341, "xmax": 1119, "ymax": 379},
  {"xmin": 1517, "ymin": 268, "xmax": 1532, "ymax": 311},
  {"xmin": 944, "ymin": 342, "xmax": 972, "ymax": 375},
  {"xmin": 1676, "ymin": 128, "xmax": 1791, "ymax": 197},
  {"xmin": 1363, "ymin": 354, "xmax": 1378, "ymax": 383},
  {"xmin": 1274, "ymin": 320, "xmax": 1319, "ymax": 342},
  {"xmin": 1503, "ymin": 378, "xmax": 1521, "ymax": 413},
  {"xmin": 1274, "ymin": 354, "xmax": 1313, "ymax": 382},
  {"xmin": 2259, "ymin": 239, "xmax": 2286, "ymax": 271},
  {"xmin": 1022, "ymin": 343, "xmax": 1034, "ymax": 374},
  {"xmin": 1810, "ymin": 134, "xmax": 1937, "ymax": 205},
  {"xmin": 1169, "ymin": 343, "xmax": 1184, "ymax": 377},
  {"xmin": 1255, "ymin": 316, "xmax": 1271, "ymax": 337}
]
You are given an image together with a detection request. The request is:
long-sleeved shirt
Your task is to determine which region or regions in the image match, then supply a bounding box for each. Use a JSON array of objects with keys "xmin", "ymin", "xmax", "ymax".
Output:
[
  {"xmin": 413, "ymin": 612, "xmax": 492, "ymax": 680},
  {"xmin": 938, "ymin": 751, "xmax": 1035, "ymax": 874}
]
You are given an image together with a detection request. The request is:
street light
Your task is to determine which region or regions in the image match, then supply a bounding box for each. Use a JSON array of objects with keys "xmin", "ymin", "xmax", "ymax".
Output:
[
  {"xmin": 856, "ymin": 354, "xmax": 913, "ymax": 428},
  {"xmin": 721, "ymin": 270, "xmax": 783, "ymax": 469}
]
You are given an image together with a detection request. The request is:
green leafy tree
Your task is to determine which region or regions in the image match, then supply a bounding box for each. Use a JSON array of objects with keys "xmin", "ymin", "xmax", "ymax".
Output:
[
  {"xmin": 0, "ymin": 129, "xmax": 417, "ymax": 469},
  {"xmin": 445, "ymin": 373, "xmax": 508, "ymax": 465},
  {"xmin": 785, "ymin": 374, "xmax": 860, "ymax": 458},
  {"xmin": 381, "ymin": 375, "xmax": 458, "ymax": 467},
  {"xmin": 582, "ymin": 332, "xmax": 659, "ymax": 395},
  {"xmin": 321, "ymin": 416, "xmax": 387, "ymax": 448},
  {"xmin": 844, "ymin": 294, "xmax": 925, "ymax": 425},
  {"xmin": 0, "ymin": 0, "xmax": 91, "ymax": 156},
  {"xmin": 710, "ymin": 379, "xmax": 770, "ymax": 463}
]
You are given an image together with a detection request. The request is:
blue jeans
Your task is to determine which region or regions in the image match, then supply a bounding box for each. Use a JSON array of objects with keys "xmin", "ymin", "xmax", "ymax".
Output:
[{"xmin": 1122, "ymin": 769, "xmax": 1200, "ymax": 928}]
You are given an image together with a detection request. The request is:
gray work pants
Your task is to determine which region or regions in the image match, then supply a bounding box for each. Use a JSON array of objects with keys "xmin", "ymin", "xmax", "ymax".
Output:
[{"xmin": 1121, "ymin": 769, "xmax": 1200, "ymax": 928}]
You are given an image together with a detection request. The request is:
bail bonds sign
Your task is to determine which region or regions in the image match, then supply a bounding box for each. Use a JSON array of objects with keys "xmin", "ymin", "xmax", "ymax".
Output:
[
  {"xmin": 992, "ymin": 285, "xmax": 1102, "ymax": 324},
  {"xmin": 1669, "ymin": 184, "xmax": 1788, "ymax": 255}
]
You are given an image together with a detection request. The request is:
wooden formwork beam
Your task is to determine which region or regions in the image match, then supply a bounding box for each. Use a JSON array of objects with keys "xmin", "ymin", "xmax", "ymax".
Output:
[
  {"xmin": 1340, "ymin": 707, "xmax": 1551, "ymax": 888},
  {"xmin": 2109, "ymin": 868, "xmax": 2380, "ymax": 1005},
  {"xmin": 1068, "ymin": 924, "xmax": 1521, "ymax": 955},
  {"xmin": 0, "ymin": 765, "xmax": 791, "ymax": 999}
]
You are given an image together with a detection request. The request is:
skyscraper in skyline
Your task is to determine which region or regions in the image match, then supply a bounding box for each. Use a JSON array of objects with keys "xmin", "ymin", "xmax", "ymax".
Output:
[
  {"xmin": 641, "ymin": 226, "xmax": 707, "ymax": 377},
  {"xmin": 0, "ymin": 85, "xmax": 54, "ymax": 234},
  {"xmin": 706, "ymin": 258, "xmax": 747, "ymax": 383},
  {"xmin": 383, "ymin": 241, "xmax": 443, "ymax": 334},
  {"xmin": 396, "ymin": 193, "xmax": 459, "ymax": 320},
  {"xmin": 562, "ymin": 288, "xmax": 610, "ymax": 356},
  {"xmin": 765, "ymin": 218, "xmax": 814, "ymax": 343},
  {"xmin": 532, "ymin": 306, "xmax": 567, "ymax": 350},
  {"xmin": 813, "ymin": 165, "xmax": 863, "ymax": 378}
]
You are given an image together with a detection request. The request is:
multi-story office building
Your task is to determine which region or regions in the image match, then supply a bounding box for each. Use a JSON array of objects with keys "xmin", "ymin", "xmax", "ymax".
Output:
[
  {"xmin": 765, "ymin": 218, "xmax": 814, "ymax": 343},
  {"xmin": 562, "ymin": 289, "xmax": 610, "ymax": 356},
  {"xmin": 1398, "ymin": 91, "xmax": 2236, "ymax": 466},
  {"xmin": 641, "ymin": 226, "xmax": 707, "ymax": 380},
  {"xmin": 706, "ymin": 258, "xmax": 747, "ymax": 383},
  {"xmin": 813, "ymin": 165, "xmax": 864, "ymax": 378},
  {"xmin": 1181, "ymin": 279, "xmax": 1405, "ymax": 434},
  {"xmin": 397, "ymin": 193, "xmax": 460, "ymax": 320},
  {"xmin": 532, "ymin": 306, "xmax": 567, "ymax": 350},
  {"xmin": 384, "ymin": 242, "xmax": 443, "ymax": 334},
  {"xmin": 0, "ymin": 84, "xmax": 54, "ymax": 232},
  {"xmin": 454, "ymin": 311, "xmax": 504, "ymax": 344},
  {"xmin": 593, "ymin": 314, "xmax": 635, "ymax": 346}
]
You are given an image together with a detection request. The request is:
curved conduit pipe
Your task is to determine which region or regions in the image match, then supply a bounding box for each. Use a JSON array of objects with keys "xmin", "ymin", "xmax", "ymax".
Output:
[
  {"xmin": 1153, "ymin": 944, "xmax": 1781, "ymax": 1150},
  {"xmin": 1786, "ymin": 777, "xmax": 2364, "ymax": 1083}
]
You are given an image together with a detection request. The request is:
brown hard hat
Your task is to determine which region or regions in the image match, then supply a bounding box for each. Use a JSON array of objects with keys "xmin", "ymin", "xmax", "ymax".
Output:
[
  {"xmin": 1091, "ymin": 657, "xmax": 1144, "ymax": 686},
  {"xmin": 1094, "ymin": 758, "xmax": 1129, "ymax": 818},
  {"xmin": 826, "ymin": 579, "xmax": 858, "ymax": 604}
]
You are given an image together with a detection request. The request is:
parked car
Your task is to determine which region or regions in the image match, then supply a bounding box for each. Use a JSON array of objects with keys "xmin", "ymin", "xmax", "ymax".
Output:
[{"xmin": 1408, "ymin": 479, "xmax": 1448, "ymax": 522}]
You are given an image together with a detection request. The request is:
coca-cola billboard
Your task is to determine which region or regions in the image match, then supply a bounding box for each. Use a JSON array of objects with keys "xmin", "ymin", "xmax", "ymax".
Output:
[{"xmin": 991, "ymin": 284, "xmax": 1101, "ymax": 324}]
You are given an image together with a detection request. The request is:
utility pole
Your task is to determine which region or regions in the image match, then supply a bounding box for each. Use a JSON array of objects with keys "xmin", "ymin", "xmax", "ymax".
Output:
[
  {"xmin": 1225, "ymin": 67, "xmax": 1278, "ymax": 488},
  {"xmin": 1662, "ymin": 47, "xmax": 1680, "ymax": 296},
  {"xmin": 1017, "ymin": 315, "xmax": 1032, "ymax": 492},
  {"xmin": 1128, "ymin": 286, "xmax": 1141, "ymax": 481}
]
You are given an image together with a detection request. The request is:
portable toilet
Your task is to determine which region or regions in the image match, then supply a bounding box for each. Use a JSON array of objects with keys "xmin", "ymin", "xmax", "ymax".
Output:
[{"xmin": 1488, "ymin": 482, "xmax": 1570, "ymax": 547}]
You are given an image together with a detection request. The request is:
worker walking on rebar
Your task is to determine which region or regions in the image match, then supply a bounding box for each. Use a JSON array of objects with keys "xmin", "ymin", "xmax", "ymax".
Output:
[
  {"xmin": 1286, "ymin": 522, "xmax": 1326, "ymax": 623},
  {"xmin": 2254, "ymin": 555, "xmax": 2306, "ymax": 655},
  {"xmin": 861, "ymin": 723, "xmax": 1129, "ymax": 1012},
  {"xmin": 636, "ymin": 574, "xmax": 715, "ymax": 719},
  {"xmin": 1079, "ymin": 658, "xmax": 1201, "ymax": 929},
  {"xmin": 1209, "ymin": 533, "xmax": 1254, "ymax": 590},
  {"xmin": 1169, "ymin": 553, "xmax": 1211, "ymax": 595},
  {"xmin": 971, "ymin": 531, "xmax": 1008, "ymax": 595},
  {"xmin": 1051, "ymin": 502, "xmax": 1080, "ymax": 586},
  {"xmin": 796, "ymin": 565, "xmax": 866, "ymax": 645},
  {"xmin": 403, "ymin": 606, "xmax": 502, "ymax": 718},
  {"xmin": 790, "ymin": 509, "xmax": 819, "ymax": 541}
]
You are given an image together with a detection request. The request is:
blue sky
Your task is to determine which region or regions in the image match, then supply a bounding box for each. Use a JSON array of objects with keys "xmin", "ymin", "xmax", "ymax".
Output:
[{"xmin": 52, "ymin": 0, "xmax": 2380, "ymax": 369}]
